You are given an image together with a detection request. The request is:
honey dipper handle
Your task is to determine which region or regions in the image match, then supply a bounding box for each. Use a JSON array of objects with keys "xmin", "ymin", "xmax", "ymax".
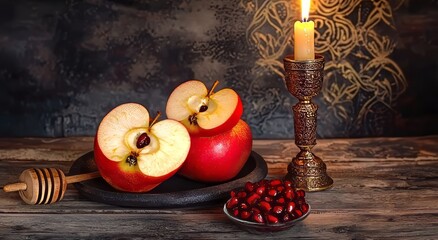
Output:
[
  {"xmin": 2, "ymin": 171, "xmax": 101, "ymax": 193},
  {"xmin": 3, "ymin": 182, "xmax": 27, "ymax": 192},
  {"xmin": 65, "ymin": 171, "xmax": 101, "ymax": 184}
]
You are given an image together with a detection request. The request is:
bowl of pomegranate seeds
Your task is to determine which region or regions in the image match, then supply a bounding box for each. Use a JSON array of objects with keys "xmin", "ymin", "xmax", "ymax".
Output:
[{"xmin": 223, "ymin": 179, "xmax": 310, "ymax": 233}]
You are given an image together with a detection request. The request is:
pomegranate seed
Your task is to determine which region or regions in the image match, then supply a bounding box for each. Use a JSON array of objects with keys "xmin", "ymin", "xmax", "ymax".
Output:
[
  {"xmin": 286, "ymin": 201, "xmax": 296, "ymax": 213},
  {"xmin": 245, "ymin": 182, "xmax": 254, "ymax": 192},
  {"xmin": 246, "ymin": 193, "xmax": 261, "ymax": 205},
  {"xmin": 255, "ymin": 186, "xmax": 266, "ymax": 195},
  {"xmin": 237, "ymin": 191, "xmax": 247, "ymax": 198},
  {"xmin": 268, "ymin": 189, "xmax": 277, "ymax": 197},
  {"xmin": 284, "ymin": 189, "xmax": 295, "ymax": 200},
  {"xmin": 240, "ymin": 211, "xmax": 251, "ymax": 220},
  {"xmin": 232, "ymin": 208, "xmax": 239, "ymax": 217},
  {"xmin": 273, "ymin": 206, "xmax": 283, "ymax": 215},
  {"xmin": 266, "ymin": 214, "xmax": 279, "ymax": 224},
  {"xmin": 297, "ymin": 190, "xmax": 306, "ymax": 198},
  {"xmin": 301, "ymin": 203, "xmax": 309, "ymax": 213},
  {"xmin": 253, "ymin": 213, "xmax": 264, "ymax": 223},
  {"xmin": 276, "ymin": 197, "xmax": 285, "ymax": 204},
  {"xmin": 230, "ymin": 190, "xmax": 237, "ymax": 198},
  {"xmin": 226, "ymin": 197, "xmax": 239, "ymax": 209},
  {"xmin": 239, "ymin": 202, "xmax": 249, "ymax": 210},
  {"xmin": 263, "ymin": 196, "xmax": 273, "ymax": 202},
  {"xmin": 276, "ymin": 186, "xmax": 285, "ymax": 193},
  {"xmin": 259, "ymin": 201, "xmax": 271, "ymax": 212},
  {"xmin": 269, "ymin": 179, "xmax": 282, "ymax": 186},
  {"xmin": 293, "ymin": 209, "xmax": 303, "ymax": 217},
  {"xmin": 136, "ymin": 133, "xmax": 150, "ymax": 148},
  {"xmin": 284, "ymin": 180, "xmax": 293, "ymax": 187}
]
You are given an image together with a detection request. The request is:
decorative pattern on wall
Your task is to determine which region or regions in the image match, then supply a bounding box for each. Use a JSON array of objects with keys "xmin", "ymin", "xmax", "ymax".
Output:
[
  {"xmin": 1, "ymin": 0, "xmax": 435, "ymax": 138},
  {"xmin": 243, "ymin": 0, "xmax": 407, "ymax": 137}
]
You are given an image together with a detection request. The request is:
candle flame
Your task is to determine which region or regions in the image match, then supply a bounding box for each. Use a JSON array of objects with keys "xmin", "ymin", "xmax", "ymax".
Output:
[{"xmin": 301, "ymin": 0, "xmax": 310, "ymax": 22}]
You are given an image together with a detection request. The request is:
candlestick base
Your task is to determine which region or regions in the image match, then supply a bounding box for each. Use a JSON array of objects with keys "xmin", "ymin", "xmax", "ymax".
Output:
[{"xmin": 285, "ymin": 150, "xmax": 333, "ymax": 192}]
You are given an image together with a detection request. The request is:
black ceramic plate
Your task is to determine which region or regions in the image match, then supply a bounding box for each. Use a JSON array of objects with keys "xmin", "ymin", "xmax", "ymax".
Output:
[{"xmin": 69, "ymin": 151, "xmax": 268, "ymax": 208}]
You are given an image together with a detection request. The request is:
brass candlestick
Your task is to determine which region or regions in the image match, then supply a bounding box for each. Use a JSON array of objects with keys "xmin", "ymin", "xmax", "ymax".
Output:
[{"xmin": 283, "ymin": 54, "xmax": 333, "ymax": 191}]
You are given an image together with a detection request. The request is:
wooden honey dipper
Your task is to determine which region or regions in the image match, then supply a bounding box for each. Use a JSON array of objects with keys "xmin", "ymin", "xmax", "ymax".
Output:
[{"xmin": 2, "ymin": 168, "xmax": 100, "ymax": 205}]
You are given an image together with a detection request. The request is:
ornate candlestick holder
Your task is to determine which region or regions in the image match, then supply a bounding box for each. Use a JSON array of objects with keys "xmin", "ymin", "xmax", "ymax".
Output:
[{"xmin": 283, "ymin": 54, "xmax": 333, "ymax": 191}]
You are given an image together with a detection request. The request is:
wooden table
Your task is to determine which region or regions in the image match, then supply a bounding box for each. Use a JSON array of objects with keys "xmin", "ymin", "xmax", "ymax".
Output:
[{"xmin": 1, "ymin": 136, "xmax": 437, "ymax": 239}]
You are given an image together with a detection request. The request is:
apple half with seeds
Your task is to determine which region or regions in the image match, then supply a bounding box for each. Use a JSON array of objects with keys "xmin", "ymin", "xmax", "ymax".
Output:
[
  {"xmin": 166, "ymin": 80, "xmax": 243, "ymax": 137},
  {"xmin": 94, "ymin": 103, "xmax": 191, "ymax": 193}
]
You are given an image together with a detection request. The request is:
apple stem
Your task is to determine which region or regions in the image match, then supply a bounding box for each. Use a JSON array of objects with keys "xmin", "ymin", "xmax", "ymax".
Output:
[
  {"xmin": 207, "ymin": 80, "xmax": 220, "ymax": 97},
  {"xmin": 149, "ymin": 111, "xmax": 161, "ymax": 128}
]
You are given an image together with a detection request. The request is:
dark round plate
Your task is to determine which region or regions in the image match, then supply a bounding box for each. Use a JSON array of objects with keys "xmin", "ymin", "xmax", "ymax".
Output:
[{"xmin": 69, "ymin": 151, "xmax": 268, "ymax": 208}]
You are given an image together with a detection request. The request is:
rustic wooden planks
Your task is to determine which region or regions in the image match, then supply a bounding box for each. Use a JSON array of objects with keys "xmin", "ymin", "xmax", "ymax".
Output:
[{"xmin": 0, "ymin": 136, "xmax": 437, "ymax": 239}]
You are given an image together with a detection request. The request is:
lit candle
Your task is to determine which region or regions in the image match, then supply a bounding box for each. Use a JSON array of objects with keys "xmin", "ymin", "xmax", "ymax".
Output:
[{"xmin": 294, "ymin": 0, "xmax": 314, "ymax": 60}]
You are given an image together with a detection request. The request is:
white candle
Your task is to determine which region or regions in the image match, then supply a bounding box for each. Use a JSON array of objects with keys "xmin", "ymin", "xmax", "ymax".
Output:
[{"xmin": 294, "ymin": 0, "xmax": 314, "ymax": 60}]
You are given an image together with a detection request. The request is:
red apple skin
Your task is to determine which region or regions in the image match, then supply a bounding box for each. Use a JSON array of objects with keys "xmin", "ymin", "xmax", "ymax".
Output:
[
  {"xmin": 178, "ymin": 119, "xmax": 252, "ymax": 182},
  {"xmin": 94, "ymin": 137, "xmax": 180, "ymax": 193}
]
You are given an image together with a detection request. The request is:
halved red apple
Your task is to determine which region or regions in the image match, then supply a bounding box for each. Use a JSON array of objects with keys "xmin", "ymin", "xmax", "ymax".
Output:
[
  {"xmin": 94, "ymin": 103, "xmax": 191, "ymax": 193},
  {"xmin": 166, "ymin": 80, "xmax": 243, "ymax": 137}
]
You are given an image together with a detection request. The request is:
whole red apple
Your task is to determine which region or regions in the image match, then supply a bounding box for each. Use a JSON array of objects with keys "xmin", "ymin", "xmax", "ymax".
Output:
[
  {"xmin": 166, "ymin": 80, "xmax": 243, "ymax": 137},
  {"xmin": 178, "ymin": 119, "xmax": 252, "ymax": 182},
  {"xmin": 94, "ymin": 103, "xmax": 191, "ymax": 192}
]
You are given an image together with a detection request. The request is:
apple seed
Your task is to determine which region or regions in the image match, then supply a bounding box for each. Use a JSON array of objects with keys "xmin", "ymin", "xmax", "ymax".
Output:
[
  {"xmin": 136, "ymin": 133, "xmax": 151, "ymax": 148},
  {"xmin": 199, "ymin": 105, "xmax": 208, "ymax": 112},
  {"xmin": 126, "ymin": 155, "xmax": 137, "ymax": 166},
  {"xmin": 188, "ymin": 114, "xmax": 198, "ymax": 125}
]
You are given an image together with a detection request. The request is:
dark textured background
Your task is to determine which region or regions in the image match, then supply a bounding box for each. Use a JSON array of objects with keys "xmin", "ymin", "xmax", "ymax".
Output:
[{"xmin": 0, "ymin": 0, "xmax": 437, "ymax": 138}]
